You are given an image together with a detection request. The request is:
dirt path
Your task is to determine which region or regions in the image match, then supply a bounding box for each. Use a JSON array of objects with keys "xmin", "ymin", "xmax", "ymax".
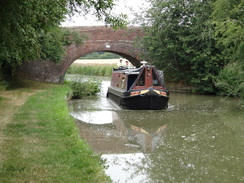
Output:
[{"xmin": 0, "ymin": 90, "xmax": 36, "ymax": 148}]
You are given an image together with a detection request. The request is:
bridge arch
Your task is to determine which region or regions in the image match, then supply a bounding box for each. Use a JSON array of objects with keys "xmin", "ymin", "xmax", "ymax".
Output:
[{"xmin": 17, "ymin": 26, "xmax": 144, "ymax": 83}]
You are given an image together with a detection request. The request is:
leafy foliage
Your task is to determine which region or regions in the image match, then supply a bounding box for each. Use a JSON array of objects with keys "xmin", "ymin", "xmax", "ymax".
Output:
[
  {"xmin": 39, "ymin": 28, "xmax": 86, "ymax": 62},
  {"xmin": 212, "ymin": 0, "xmax": 244, "ymax": 99},
  {"xmin": 212, "ymin": 0, "xmax": 244, "ymax": 64},
  {"xmin": 67, "ymin": 78, "xmax": 101, "ymax": 99},
  {"xmin": 0, "ymin": 0, "xmax": 127, "ymax": 80},
  {"xmin": 138, "ymin": 0, "xmax": 225, "ymax": 93},
  {"xmin": 215, "ymin": 63, "xmax": 244, "ymax": 98},
  {"xmin": 0, "ymin": 1, "xmax": 67, "ymax": 72},
  {"xmin": 39, "ymin": 28, "xmax": 66, "ymax": 62},
  {"xmin": 62, "ymin": 29, "xmax": 87, "ymax": 46}
]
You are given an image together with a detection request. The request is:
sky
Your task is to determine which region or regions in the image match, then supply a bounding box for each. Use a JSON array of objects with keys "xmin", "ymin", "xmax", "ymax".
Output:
[{"xmin": 61, "ymin": 0, "xmax": 149, "ymax": 26}]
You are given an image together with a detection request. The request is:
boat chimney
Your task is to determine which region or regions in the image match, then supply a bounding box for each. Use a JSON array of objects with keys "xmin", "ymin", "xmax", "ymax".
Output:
[{"xmin": 140, "ymin": 60, "xmax": 148, "ymax": 66}]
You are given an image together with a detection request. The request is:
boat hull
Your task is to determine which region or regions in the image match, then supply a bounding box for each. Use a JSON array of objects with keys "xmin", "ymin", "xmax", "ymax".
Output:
[{"xmin": 107, "ymin": 88, "xmax": 169, "ymax": 110}]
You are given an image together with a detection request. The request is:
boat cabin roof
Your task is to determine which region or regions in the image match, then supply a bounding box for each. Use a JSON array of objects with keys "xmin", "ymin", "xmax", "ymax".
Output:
[{"xmin": 113, "ymin": 65, "xmax": 156, "ymax": 75}]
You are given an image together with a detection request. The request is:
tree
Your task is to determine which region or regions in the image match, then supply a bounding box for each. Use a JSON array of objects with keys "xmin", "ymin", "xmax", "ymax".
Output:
[
  {"xmin": 212, "ymin": 0, "xmax": 244, "ymax": 100},
  {"xmin": 0, "ymin": 0, "xmax": 127, "ymax": 80},
  {"xmin": 138, "ymin": 0, "xmax": 224, "ymax": 93},
  {"xmin": 212, "ymin": 0, "xmax": 244, "ymax": 64}
]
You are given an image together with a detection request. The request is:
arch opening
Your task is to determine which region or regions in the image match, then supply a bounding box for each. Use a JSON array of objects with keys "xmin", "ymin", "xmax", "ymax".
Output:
[{"xmin": 65, "ymin": 51, "xmax": 139, "ymax": 78}]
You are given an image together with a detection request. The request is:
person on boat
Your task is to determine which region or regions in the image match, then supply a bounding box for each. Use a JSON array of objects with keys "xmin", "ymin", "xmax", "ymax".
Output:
[
  {"xmin": 117, "ymin": 58, "xmax": 127, "ymax": 69},
  {"xmin": 125, "ymin": 60, "xmax": 134, "ymax": 69},
  {"xmin": 125, "ymin": 60, "xmax": 130, "ymax": 69},
  {"xmin": 117, "ymin": 58, "xmax": 123, "ymax": 68}
]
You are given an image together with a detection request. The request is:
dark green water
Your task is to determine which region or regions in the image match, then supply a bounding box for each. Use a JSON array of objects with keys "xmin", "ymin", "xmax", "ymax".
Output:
[{"xmin": 67, "ymin": 77, "xmax": 244, "ymax": 183}]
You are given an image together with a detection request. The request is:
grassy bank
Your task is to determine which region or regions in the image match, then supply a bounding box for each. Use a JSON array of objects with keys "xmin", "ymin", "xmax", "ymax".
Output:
[
  {"xmin": 0, "ymin": 81, "xmax": 110, "ymax": 183},
  {"xmin": 67, "ymin": 64, "xmax": 116, "ymax": 77}
]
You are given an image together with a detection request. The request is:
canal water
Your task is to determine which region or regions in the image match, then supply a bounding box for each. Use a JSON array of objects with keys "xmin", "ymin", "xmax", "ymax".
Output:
[{"xmin": 67, "ymin": 75, "xmax": 244, "ymax": 183}]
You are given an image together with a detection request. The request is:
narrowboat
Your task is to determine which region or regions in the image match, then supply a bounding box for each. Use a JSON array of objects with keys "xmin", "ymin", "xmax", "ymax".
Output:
[{"xmin": 107, "ymin": 61, "xmax": 169, "ymax": 110}]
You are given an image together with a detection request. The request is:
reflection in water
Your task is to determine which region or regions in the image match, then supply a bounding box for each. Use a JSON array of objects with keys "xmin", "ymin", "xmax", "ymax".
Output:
[
  {"xmin": 128, "ymin": 124, "xmax": 166, "ymax": 153},
  {"xmin": 112, "ymin": 111, "xmax": 167, "ymax": 153},
  {"xmin": 70, "ymin": 106, "xmax": 166, "ymax": 153},
  {"xmin": 67, "ymin": 76, "xmax": 244, "ymax": 183},
  {"xmin": 102, "ymin": 153, "xmax": 147, "ymax": 183},
  {"xmin": 71, "ymin": 111, "xmax": 115, "ymax": 124}
]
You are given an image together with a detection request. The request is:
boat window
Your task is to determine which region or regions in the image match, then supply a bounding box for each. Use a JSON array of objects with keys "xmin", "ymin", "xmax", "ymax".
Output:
[
  {"xmin": 136, "ymin": 70, "xmax": 145, "ymax": 86},
  {"xmin": 152, "ymin": 69, "xmax": 161, "ymax": 86},
  {"xmin": 121, "ymin": 76, "xmax": 125, "ymax": 89},
  {"xmin": 127, "ymin": 75, "xmax": 138, "ymax": 90}
]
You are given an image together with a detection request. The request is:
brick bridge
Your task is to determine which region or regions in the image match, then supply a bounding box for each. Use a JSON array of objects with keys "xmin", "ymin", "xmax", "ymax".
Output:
[{"xmin": 18, "ymin": 26, "xmax": 144, "ymax": 83}]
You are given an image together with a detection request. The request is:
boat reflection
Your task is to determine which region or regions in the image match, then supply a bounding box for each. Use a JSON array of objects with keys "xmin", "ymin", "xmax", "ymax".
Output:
[
  {"xmin": 112, "ymin": 112, "xmax": 166, "ymax": 153},
  {"xmin": 72, "ymin": 110, "xmax": 167, "ymax": 153},
  {"xmin": 129, "ymin": 124, "xmax": 166, "ymax": 153}
]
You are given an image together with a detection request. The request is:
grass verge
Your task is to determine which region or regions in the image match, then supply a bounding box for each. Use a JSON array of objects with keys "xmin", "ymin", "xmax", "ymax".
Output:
[{"xmin": 0, "ymin": 82, "xmax": 111, "ymax": 183}]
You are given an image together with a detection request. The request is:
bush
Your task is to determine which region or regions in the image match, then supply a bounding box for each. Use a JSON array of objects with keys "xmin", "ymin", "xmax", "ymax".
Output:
[
  {"xmin": 62, "ymin": 29, "xmax": 86, "ymax": 46},
  {"xmin": 215, "ymin": 63, "xmax": 244, "ymax": 99},
  {"xmin": 0, "ymin": 80, "xmax": 7, "ymax": 91},
  {"xmin": 67, "ymin": 78, "xmax": 101, "ymax": 99}
]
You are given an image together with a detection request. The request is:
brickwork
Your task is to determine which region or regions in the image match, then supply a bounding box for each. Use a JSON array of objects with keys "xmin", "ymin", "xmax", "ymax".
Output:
[{"xmin": 17, "ymin": 26, "xmax": 143, "ymax": 83}]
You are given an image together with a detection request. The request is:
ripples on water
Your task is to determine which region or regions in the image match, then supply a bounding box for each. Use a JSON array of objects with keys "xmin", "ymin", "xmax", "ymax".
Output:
[{"xmin": 67, "ymin": 76, "xmax": 244, "ymax": 183}]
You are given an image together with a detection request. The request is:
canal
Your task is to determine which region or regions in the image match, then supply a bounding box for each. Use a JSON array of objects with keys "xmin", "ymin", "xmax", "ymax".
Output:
[{"xmin": 67, "ymin": 75, "xmax": 244, "ymax": 183}]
